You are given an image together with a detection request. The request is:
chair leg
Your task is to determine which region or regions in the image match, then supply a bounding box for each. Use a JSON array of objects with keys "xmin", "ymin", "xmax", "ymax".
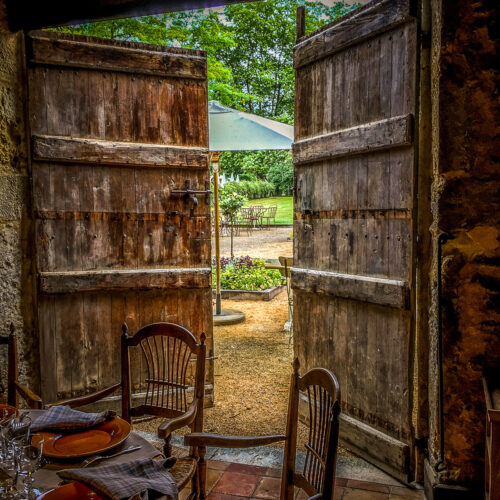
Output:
[
  {"xmin": 163, "ymin": 435, "xmax": 172, "ymax": 458},
  {"xmin": 198, "ymin": 445, "xmax": 207, "ymax": 500}
]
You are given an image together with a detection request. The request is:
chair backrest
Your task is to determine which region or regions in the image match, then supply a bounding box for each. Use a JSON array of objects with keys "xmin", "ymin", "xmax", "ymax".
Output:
[
  {"xmin": 0, "ymin": 324, "xmax": 17, "ymax": 407},
  {"xmin": 121, "ymin": 322, "xmax": 206, "ymax": 431},
  {"xmin": 239, "ymin": 207, "xmax": 252, "ymax": 219},
  {"xmin": 281, "ymin": 359, "xmax": 341, "ymax": 500},
  {"xmin": 267, "ymin": 206, "xmax": 277, "ymax": 217}
]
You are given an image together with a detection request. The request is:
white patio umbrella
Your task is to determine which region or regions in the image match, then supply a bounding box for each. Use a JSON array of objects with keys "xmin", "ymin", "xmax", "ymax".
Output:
[{"xmin": 209, "ymin": 101, "xmax": 294, "ymax": 316}]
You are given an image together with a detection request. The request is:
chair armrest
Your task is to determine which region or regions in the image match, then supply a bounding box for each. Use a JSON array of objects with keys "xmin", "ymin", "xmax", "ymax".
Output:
[
  {"xmin": 46, "ymin": 383, "xmax": 122, "ymax": 409},
  {"xmin": 158, "ymin": 400, "xmax": 198, "ymax": 439},
  {"xmin": 184, "ymin": 432, "xmax": 286, "ymax": 448},
  {"xmin": 14, "ymin": 381, "xmax": 43, "ymax": 409}
]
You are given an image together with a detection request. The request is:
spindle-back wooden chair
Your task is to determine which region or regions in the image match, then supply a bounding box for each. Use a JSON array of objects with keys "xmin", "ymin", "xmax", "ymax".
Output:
[
  {"xmin": 0, "ymin": 324, "xmax": 42, "ymax": 409},
  {"xmin": 52, "ymin": 322, "xmax": 206, "ymax": 498},
  {"xmin": 185, "ymin": 359, "xmax": 341, "ymax": 500}
]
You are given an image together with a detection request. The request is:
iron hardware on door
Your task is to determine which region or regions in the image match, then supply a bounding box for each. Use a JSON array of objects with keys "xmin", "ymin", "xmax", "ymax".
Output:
[{"xmin": 171, "ymin": 180, "xmax": 211, "ymax": 215}]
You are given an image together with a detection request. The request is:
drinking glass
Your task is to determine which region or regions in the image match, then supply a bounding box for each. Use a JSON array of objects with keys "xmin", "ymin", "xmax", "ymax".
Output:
[{"xmin": 14, "ymin": 437, "xmax": 44, "ymax": 499}]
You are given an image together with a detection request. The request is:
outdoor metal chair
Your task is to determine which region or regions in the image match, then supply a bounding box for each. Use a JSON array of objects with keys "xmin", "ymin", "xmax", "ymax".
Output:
[
  {"xmin": 185, "ymin": 359, "xmax": 341, "ymax": 500},
  {"xmin": 261, "ymin": 206, "xmax": 277, "ymax": 229},
  {"xmin": 238, "ymin": 206, "xmax": 258, "ymax": 235},
  {"xmin": 48, "ymin": 322, "xmax": 207, "ymax": 497},
  {"xmin": 0, "ymin": 324, "xmax": 42, "ymax": 409}
]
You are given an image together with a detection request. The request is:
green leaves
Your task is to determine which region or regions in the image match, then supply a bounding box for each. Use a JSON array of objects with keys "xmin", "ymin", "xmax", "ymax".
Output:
[{"xmin": 49, "ymin": 1, "xmax": 358, "ymax": 122}]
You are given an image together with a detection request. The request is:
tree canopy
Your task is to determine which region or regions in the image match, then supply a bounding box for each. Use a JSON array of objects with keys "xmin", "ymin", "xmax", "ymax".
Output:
[{"xmin": 51, "ymin": 1, "xmax": 358, "ymax": 193}]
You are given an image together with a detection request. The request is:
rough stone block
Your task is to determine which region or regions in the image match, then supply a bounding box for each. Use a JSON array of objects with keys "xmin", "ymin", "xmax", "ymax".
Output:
[{"xmin": 0, "ymin": 173, "xmax": 25, "ymax": 220}]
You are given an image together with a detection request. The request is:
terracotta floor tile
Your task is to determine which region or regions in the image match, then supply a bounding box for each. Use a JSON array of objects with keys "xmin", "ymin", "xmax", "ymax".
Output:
[
  {"xmin": 213, "ymin": 471, "xmax": 261, "ymax": 497},
  {"xmin": 346, "ymin": 479, "xmax": 390, "ymax": 494},
  {"xmin": 342, "ymin": 487, "xmax": 389, "ymax": 500},
  {"xmin": 264, "ymin": 467, "xmax": 282, "ymax": 478},
  {"xmin": 253, "ymin": 477, "xmax": 281, "ymax": 499},
  {"xmin": 295, "ymin": 488, "xmax": 308, "ymax": 500},
  {"xmin": 206, "ymin": 469, "xmax": 224, "ymax": 493},
  {"xmin": 207, "ymin": 493, "xmax": 249, "ymax": 500},
  {"xmin": 226, "ymin": 463, "xmax": 270, "ymax": 476},
  {"xmin": 209, "ymin": 460, "xmax": 231, "ymax": 471},
  {"xmin": 390, "ymin": 486, "xmax": 425, "ymax": 499},
  {"xmin": 334, "ymin": 487, "xmax": 344, "ymax": 499}
]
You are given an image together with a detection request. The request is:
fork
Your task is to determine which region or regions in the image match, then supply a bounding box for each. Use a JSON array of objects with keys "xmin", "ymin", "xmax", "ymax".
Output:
[{"xmin": 79, "ymin": 445, "xmax": 141, "ymax": 468}]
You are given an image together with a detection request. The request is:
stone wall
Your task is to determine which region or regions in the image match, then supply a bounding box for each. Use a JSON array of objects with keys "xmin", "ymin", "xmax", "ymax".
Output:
[
  {"xmin": 0, "ymin": 25, "xmax": 38, "ymax": 397},
  {"xmin": 428, "ymin": 0, "xmax": 500, "ymax": 488}
]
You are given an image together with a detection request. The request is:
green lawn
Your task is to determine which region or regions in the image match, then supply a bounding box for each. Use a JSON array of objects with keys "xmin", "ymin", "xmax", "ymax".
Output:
[{"xmin": 247, "ymin": 196, "xmax": 293, "ymax": 225}]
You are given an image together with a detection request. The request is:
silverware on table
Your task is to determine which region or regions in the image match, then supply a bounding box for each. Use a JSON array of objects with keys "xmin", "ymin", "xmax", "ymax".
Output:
[{"xmin": 79, "ymin": 445, "xmax": 142, "ymax": 468}]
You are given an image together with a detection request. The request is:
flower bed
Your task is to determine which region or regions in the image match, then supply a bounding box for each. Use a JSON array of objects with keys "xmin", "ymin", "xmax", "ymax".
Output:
[{"xmin": 212, "ymin": 256, "xmax": 283, "ymax": 291}]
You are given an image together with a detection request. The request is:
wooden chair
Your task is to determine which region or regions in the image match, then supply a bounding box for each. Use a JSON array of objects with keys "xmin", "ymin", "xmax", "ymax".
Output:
[
  {"xmin": 0, "ymin": 324, "xmax": 43, "ymax": 409},
  {"xmin": 185, "ymin": 359, "xmax": 341, "ymax": 500},
  {"xmin": 52, "ymin": 322, "xmax": 206, "ymax": 498}
]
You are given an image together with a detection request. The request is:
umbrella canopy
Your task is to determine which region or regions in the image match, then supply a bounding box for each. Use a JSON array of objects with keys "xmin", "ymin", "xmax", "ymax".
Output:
[{"xmin": 209, "ymin": 100, "xmax": 294, "ymax": 151}]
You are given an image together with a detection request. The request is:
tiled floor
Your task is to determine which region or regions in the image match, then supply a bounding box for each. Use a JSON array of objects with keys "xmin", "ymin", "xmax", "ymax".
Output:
[{"xmin": 180, "ymin": 461, "xmax": 425, "ymax": 500}]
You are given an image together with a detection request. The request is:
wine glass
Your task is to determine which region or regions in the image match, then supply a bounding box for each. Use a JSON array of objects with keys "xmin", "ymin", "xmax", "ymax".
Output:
[
  {"xmin": 13, "ymin": 436, "xmax": 44, "ymax": 499},
  {"xmin": 0, "ymin": 438, "xmax": 18, "ymax": 499}
]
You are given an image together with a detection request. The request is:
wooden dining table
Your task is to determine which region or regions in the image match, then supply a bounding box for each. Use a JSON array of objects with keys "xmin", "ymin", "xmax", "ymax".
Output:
[{"xmin": 23, "ymin": 410, "xmax": 165, "ymax": 497}]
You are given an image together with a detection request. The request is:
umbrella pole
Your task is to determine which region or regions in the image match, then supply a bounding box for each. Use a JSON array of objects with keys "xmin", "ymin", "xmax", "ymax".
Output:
[{"xmin": 211, "ymin": 152, "xmax": 222, "ymax": 315}]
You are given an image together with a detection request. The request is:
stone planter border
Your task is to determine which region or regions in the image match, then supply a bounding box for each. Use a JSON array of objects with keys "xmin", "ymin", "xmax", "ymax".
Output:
[{"xmin": 212, "ymin": 284, "xmax": 285, "ymax": 301}]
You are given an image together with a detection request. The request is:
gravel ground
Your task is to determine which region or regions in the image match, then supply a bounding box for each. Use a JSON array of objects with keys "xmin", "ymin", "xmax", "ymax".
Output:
[
  {"xmin": 214, "ymin": 226, "xmax": 293, "ymax": 259},
  {"xmin": 134, "ymin": 291, "xmax": 351, "ymax": 456}
]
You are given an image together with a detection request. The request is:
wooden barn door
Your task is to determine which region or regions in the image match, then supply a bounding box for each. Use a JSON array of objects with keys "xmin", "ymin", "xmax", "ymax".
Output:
[
  {"xmin": 27, "ymin": 31, "xmax": 213, "ymax": 404},
  {"xmin": 292, "ymin": 0, "xmax": 417, "ymax": 481}
]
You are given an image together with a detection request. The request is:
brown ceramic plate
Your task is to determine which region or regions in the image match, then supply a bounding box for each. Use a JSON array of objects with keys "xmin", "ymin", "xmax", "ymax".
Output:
[
  {"xmin": 31, "ymin": 417, "xmax": 131, "ymax": 459},
  {"xmin": 36, "ymin": 481, "xmax": 104, "ymax": 499},
  {"xmin": 0, "ymin": 404, "xmax": 19, "ymax": 418}
]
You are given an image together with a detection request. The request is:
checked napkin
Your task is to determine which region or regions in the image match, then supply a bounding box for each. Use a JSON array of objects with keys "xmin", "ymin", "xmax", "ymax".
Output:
[
  {"xmin": 30, "ymin": 405, "xmax": 116, "ymax": 432},
  {"xmin": 57, "ymin": 458, "xmax": 179, "ymax": 500}
]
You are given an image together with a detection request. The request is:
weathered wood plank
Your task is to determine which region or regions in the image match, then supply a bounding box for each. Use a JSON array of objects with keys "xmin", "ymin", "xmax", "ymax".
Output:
[
  {"xmin": 339, "ymin": 412, "xmax": 410, "ymax": 483},
  {"xmin": 39, "ymin": 268, "xmax": 211, "ymax": 294},
  {"xmin": 293, "ymin": 114, "xmax": 413, "ymax": 165},
  {"xmin": 291, "ymin": 267, "xmax": 409, "ymax": 309},
  {"xmin": 294, "ymin": 0, "xmax": 411, "ymax": 69},
  {"xmin": 32, "ymin": 135, "xmax": 209, "ymax": 168},
  {"xmin": 28, "ymin": 32, "xmax": 207, "ymax": 80},
  {"xmin": 297, "ymin": 390, "xmax": 410, "ymax": 482},
  {"xmin": 295, "ymin": 209, "xmax": 411, "ymax": 220}
]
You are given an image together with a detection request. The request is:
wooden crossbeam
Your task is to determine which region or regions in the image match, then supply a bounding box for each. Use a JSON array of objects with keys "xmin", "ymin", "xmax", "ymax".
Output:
[
  {"xmin": 39, "ymin": 268, "xmax": 211, "ymax": 294},
  {"xmin": 32, "ymin": 135, "xmax": 208, "ymax": 168},
  {"xmin": 291, "ymin": 267, "xmax": 409, "ymax": 309},
  {"xmin": 28, "ymin": 31, "xmax": 206, "ymax": 79},
  {"xmin": 293, "ymin": 115, "xmax": 413, "ymax": 165}
]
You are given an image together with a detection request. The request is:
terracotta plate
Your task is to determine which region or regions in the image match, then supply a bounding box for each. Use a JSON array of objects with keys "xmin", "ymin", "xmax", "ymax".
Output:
[
  {"xmin": 36, "ymin": 481, "xmax": 104, "ymax": 499},
  {"xmin": 32, "ymin": 417, "xmax": 131, "ymax": 458},
  {"xmin": 0, "ymin": 404, "xmax": 19, "ymax": 418}
]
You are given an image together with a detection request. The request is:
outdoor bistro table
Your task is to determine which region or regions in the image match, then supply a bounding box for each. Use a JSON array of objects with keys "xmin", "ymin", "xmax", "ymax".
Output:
[{"xmin": 22, "ymin": 409, "xmax": 167, "ymax": 498}]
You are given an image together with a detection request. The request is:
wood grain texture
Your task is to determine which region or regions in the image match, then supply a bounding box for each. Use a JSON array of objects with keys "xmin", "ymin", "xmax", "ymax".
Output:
[
  {"xmin": 28, "ymin": 31, "xmax": 213, "ymax": 403},
  {"xmin": 28, "ymin": 31, "xmax": 206, "ymax": 80},
  {"xmin": 291, "ymin": 267, "xmax": 409, "ymax": 309},
  {"xmin": 33, "ymin": 135, "xmax": 209, "ymax": 168},
  {"xmin": 293, "ymin": 4, "xmax": 417, "ymax": 481},
  {"xmin": 293, "ymin": 114, "xmax": 413, "ymax": 165},
  {"xmin": 39, "ymin": 268, "xmax": 211, "ymax": 294},
  {"xmin": 294, "ymin": 0, "xmax": 411, "ymax": 69}
]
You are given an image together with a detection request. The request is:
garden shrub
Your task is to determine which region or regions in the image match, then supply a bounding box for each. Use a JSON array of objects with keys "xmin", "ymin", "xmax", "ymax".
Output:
[
  {"xmin": 223, "ymin": 180, "xmax": 275, "ymax": 199},
  {"xmin": 212, "ymin": 256, "xmax": 283, "ymax": 291}
]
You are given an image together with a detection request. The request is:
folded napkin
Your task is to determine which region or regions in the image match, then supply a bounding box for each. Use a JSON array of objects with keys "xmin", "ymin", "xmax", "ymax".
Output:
[
  {"xmin": 57, "ymin": 458, "xmax": 178, "ymax": 500},
  {"xmin": 30, "ymin": 405, "xmax": 116, "ymax": 432}
]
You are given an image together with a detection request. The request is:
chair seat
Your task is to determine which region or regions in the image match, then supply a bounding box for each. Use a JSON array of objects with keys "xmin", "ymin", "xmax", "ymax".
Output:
[
  {"xmin": 149, "ymin": 441, "xmax": 197, "ymax": 489},
  {"xmin": 170, "ymin": 456, "xmax": 197, "ymax": 489}
]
